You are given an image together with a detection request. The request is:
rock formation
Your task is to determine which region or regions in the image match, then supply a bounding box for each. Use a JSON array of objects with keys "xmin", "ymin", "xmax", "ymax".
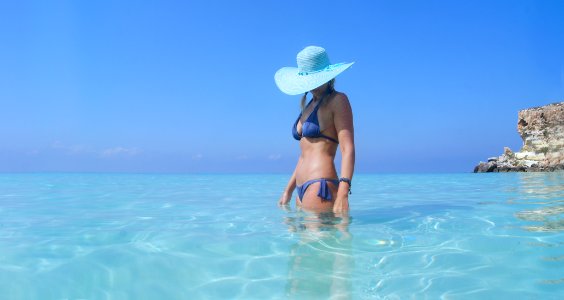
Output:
[{"xmin": 474, "ymin": 102, "xmax": 564, "ymax": 172}]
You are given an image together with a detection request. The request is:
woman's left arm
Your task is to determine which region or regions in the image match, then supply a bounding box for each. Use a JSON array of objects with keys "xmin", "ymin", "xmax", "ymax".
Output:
[{"xmin": 333, "ymin": 93, "xmax": 355, "ymax": 213}]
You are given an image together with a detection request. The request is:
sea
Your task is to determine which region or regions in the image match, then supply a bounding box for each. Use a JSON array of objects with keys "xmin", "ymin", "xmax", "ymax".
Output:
[{"xmin": 0, "ymin": 172, "xmax": 563, "ymax": 299}]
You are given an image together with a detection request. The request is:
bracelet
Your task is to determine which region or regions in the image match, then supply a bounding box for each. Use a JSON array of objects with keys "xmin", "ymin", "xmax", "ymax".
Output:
[{"xmin": 339, "ymin": 177, "xmax": 352, "ymax": 195}]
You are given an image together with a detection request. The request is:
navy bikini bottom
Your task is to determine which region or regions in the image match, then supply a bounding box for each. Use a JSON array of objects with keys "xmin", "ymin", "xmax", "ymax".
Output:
[{"xmin": 296, "ymin": 178, "xmax": 340, "ymax": 202}]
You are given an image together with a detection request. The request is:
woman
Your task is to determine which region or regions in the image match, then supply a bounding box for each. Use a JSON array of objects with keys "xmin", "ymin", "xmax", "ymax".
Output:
[{"xmin": 274, "ymin": 46, "xmax": 355, "ymax": 213}]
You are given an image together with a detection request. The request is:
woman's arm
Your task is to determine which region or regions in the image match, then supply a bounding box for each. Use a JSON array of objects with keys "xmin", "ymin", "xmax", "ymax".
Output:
[
  {"xmin": 332, "ymin": 93, "xmax": 355, "ymax": 213},
  {"xmin": 278, "ymin": 156, "xmax": 302, "ymax": 206}
]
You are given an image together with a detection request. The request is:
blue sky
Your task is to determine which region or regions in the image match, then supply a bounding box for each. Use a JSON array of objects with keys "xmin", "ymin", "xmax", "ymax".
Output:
[{"xmin": 0, "ymin": 0, "xmax": 563, "ymax": 173}]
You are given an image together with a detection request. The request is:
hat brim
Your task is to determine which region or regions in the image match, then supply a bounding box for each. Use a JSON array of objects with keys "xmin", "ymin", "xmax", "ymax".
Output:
[{"xmin": 274, "ymin": 62, "xmax": 354, "ymax": 95}]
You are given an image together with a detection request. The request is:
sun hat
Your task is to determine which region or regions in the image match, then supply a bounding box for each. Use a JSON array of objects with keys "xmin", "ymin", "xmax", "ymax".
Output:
[{"xmin": 274, "ymin": 46, "xmax": 354, "ymax": 95}]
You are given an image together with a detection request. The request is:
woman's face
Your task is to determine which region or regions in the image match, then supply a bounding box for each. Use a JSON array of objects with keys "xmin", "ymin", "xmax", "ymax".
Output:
[{"xmin": 311, "ymin": 82, "xmax": 329, "ymax": 95}]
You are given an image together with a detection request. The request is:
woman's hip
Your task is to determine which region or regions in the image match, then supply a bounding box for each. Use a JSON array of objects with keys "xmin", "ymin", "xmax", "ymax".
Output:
[{"xmin": 295, "ymin": 178, "xmax": 340, "ymax": 212}]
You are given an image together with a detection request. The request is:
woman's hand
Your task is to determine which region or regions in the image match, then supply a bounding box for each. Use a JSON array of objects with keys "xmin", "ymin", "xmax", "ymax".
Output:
[
  {"xmin": 333, "ymin": 194, "xmax": 349, "ymax": 213},
  {"xmin": 334, "ymin": 210, "xmax": 352, "ymax": 240},
  {"xmin": 278, "ymin": 192, "xmax": 292, "ymax": 207}
]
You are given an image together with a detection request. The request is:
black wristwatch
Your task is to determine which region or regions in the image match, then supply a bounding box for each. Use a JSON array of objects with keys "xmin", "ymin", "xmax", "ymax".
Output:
[{"xmin": 339, "ymin": 177, "xmax": 352, "ymax": 195}]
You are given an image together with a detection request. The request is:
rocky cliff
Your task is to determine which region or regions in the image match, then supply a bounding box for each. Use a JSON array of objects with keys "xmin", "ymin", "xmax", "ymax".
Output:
[{"xmin": 474, "ymin": 102, "xmax": 564, "ymax": 172}]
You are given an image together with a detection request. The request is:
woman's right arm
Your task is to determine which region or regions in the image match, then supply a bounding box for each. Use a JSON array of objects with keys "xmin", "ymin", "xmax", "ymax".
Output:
[{"xmin": 278, "ymin": 156, "xmax": 301, "ymax": 206}]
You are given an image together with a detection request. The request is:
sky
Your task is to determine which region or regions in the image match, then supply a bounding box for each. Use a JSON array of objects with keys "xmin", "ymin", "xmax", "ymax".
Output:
[{"xmin": 0, "ymin": 0, "xmax": 563, "ymax": 173}]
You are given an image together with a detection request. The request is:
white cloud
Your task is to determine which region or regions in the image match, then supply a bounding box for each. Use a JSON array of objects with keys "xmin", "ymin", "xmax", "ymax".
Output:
[
  {"xmin": 49, "ymin": 141, "xmax": 141, "ymax": 158},
  {"xmin": 50, "ymin": 141, "xmax": 92, "ymax": 154},
  {"xmin": 27, "ymin": 149, "xmax": 40, "ymax": 155},
  {"xmin": 268, "ymin": 154, "xmax": 282, "ymax": 160},
  {"xmin": 101, "ymin": 147, "xmax": 140, "ymax": 157}
]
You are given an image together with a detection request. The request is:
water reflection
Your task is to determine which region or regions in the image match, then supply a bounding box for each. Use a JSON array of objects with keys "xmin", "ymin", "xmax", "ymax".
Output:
[
  {"xmin": 282, "ymin": 210, "xmax": 354, "ymax": 299},
  {"xmin": 511, "ymin": 172, "xmax": 564, "ymax": 288},
  {"xmin": 513, "ymin": 172, "xmax": 564, "ymax": 232}
]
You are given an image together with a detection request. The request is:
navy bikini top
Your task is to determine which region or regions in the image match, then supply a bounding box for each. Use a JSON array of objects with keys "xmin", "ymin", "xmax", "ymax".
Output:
[{"xmin": 292, "ymin": 99, "xmax": 339, "ymax": 144}]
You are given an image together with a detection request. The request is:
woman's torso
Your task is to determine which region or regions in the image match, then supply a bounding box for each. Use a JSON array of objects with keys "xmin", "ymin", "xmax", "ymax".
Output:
[{"xmin": 294, "ymin": 93, "xmax": 340, "ymax": 184}]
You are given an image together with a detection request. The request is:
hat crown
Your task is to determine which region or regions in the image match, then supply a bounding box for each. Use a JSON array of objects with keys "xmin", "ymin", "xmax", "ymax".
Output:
[{"xmin": 297, "ymin": 46, "xmax": 331, "ymax": 73}]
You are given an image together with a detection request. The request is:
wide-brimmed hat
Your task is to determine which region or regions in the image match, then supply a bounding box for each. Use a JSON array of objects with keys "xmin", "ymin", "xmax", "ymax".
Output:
[{"xmin": 274, "ymin": 46, "xmax": 354, "ymax": 95}]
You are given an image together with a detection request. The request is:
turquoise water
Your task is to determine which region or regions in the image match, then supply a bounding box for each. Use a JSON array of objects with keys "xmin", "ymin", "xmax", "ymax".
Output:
[{"xmin": 0, "ymin": 173, "xmax": 563, "ymax": 299}]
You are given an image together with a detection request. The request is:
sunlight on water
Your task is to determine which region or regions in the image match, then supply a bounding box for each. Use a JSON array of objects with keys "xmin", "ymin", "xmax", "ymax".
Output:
[{"xmin": 0, "ymin": 172, "xmax": 563, "ymax": 299}]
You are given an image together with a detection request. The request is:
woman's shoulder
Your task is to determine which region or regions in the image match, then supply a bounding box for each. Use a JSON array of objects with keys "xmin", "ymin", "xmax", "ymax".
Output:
[
  {"xmin": 327, "ymin": 91, "xmax": 351, "ymax": 110},
  {"xmin": 333, "ymin": 91, "xmax": 349, "ymax": 101}
]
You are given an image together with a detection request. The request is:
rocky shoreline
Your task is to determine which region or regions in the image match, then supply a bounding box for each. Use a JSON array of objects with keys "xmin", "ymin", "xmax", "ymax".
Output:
[{"xmin": 474, "ymin": 102, "xmax": 564, "ymax": 173}]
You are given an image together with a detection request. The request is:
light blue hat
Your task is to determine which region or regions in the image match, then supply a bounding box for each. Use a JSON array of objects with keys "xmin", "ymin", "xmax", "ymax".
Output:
[{"xmin": 275, "ymin": 46, "xmax": 354, "ymax": 95}]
